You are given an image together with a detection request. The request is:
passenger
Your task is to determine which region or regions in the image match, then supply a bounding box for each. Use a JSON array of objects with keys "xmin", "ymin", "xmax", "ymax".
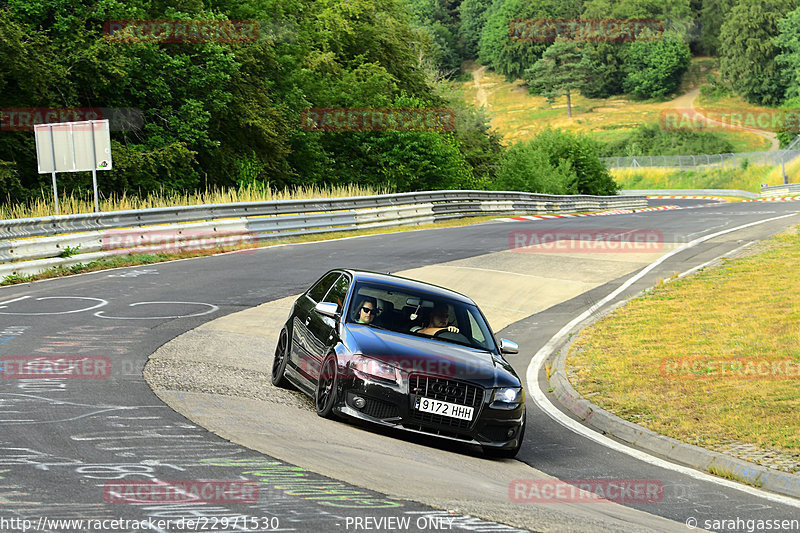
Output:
[
  {"xmin": 413, "ymin": 304, "xmax": 459, "ymax": 336},
  {"xmin": 353, "ymin": 296, "xmax": 379, "ymax": 325}
]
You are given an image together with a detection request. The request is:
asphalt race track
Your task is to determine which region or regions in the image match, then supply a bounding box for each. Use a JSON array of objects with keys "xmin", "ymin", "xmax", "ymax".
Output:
[{"xmin": 1, "ymin": 198, "xmax": 798, "ymax": 533}]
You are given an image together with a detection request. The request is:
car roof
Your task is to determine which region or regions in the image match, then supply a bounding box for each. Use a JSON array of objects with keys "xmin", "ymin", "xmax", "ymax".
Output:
[{"xmin": 342, "ymin": 269, "xmax": 474, "ymax": 304}]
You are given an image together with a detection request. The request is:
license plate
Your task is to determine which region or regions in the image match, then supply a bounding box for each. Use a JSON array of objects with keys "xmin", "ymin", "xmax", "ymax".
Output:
[{"xmin": 415, "ymin": 397, "xmax": 473, "ymax": 421}]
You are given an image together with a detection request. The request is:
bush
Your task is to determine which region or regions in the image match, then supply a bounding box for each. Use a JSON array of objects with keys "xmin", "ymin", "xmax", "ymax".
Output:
[
  {"xmin": 602, "ymin": 124, "xmax": 735, "ymax": 157},
  {"xmin": 492, "ymin": 142, "xmax": 575, "ymax": 194},
  {"xmin": 492, "ymin": 129, "xmax": 620, "ymax": 196}
]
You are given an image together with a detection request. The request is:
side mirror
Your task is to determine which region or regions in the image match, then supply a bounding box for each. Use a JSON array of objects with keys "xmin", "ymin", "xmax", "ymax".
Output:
[
  {"xmin": 499, "ymin": 339, "xmax": 519, "ymax": 355},
  {"xmin": 315, "ymin": 302, "xmax": 339, "ymax": 318}
]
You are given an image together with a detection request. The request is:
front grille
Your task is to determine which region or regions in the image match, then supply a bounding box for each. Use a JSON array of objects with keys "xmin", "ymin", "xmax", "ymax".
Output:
[{"xmin": 409, "ymin": 375, "xmax": 484, "ymax": 430}]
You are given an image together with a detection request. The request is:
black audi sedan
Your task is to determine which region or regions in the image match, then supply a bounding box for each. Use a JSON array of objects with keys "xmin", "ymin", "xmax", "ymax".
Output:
[{"xmin": 272, "ymin": 269, "xmax": 526, "ymax": 458}]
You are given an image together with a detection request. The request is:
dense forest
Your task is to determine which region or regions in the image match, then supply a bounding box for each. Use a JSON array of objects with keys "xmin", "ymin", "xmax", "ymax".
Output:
[{"xmin": 2, "ymin": 0, "xmax": 799, "ymax": 205}]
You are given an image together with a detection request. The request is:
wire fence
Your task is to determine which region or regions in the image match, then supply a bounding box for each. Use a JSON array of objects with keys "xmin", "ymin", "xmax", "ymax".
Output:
[
  {"xmin": 604, "ymin": 134, "xmax": 800, "ymax": 173},
  {"xmin": 602, "ymin": 150, "xmax": 800, "ymax": 171}
]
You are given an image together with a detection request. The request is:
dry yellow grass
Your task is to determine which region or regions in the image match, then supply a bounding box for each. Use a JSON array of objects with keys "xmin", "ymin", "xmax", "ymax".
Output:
[
  {"xmin": 567, "ymin": 227, "xmax": 800, "ymax": 454},
  {"xmin": 610, "ymin": 164, "xmax": 786, "ymax": 192},
  {"xmin": 0, "ymin": 183, "xmax": 392, "ymax": 220},
  {"xmin": 457, "ymin": 62, "xmax": 769, "ymax": 151}
]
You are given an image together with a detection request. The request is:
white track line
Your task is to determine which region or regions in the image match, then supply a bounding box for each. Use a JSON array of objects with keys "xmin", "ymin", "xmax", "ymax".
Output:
[{"xmin": 526, "ymin": 213, "xmax": 800, "ymax": 507}]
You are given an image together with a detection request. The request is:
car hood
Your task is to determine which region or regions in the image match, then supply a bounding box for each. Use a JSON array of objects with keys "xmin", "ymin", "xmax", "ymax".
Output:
[{"xmin": 343, "ymin": 325, "xmax": 520, "ymax": 388}]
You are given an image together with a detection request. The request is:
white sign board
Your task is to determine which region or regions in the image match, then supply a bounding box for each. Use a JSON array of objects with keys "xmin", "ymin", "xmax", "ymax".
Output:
[
  {"xmin": 33, "ymin": 119, "xmax": 113, "ymax": 213},
  {"xmin": 34, "ymin": 120, "xmax": 112, "ymax": 174}
]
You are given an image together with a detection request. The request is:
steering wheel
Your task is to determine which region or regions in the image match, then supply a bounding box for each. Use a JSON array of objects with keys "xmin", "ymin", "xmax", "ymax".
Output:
[{"xmin": 433, "ymin": 329, "xmax": 469, "ymax": 343}]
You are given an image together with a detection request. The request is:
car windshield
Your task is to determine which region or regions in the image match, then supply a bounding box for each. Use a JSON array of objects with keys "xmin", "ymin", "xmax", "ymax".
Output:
[{"xmin": 348, "ymin": 282, "xmax": 497, "ymax": 352}]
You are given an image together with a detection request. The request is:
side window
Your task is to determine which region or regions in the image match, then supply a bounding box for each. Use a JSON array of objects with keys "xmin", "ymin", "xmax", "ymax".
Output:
[
  {"xmin": 466, "ymin": 307, "xmax": 490, "ymax": 348},
  {"xmin": 468, "ymin": 312, "xmax": 486, "ymax": 343},
  {"xmin": 307, "ymin": 272, "xmax": 341, "ymax": 303},
  {"xmin": 322, "ymin": 274, "xmax": 350, "ymax": 312}
]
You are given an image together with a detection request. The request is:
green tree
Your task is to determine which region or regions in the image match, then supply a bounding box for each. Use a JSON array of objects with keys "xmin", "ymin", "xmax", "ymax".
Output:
[
  {"xmin": 478, "ymin": 0, "xmax": 581, "ymax": 81},
  {"xmin": 580, "ymin": 42, "xmax": 626, "ymax": 98},
  {"xmin": 0, "ymin": 0, "xmax": 510, "ymax": 206},
  {"xmin": 623, "ymin": 34, "xmax": 691, "ymax": 99},
  {"xmin": 776, "ymin": 7, "xmax": 800, "ymax": 100},
  {"xmin": 450, "ymin": 100, "xmax": 505, "ymax": 187},
  {"xmin": 408, "ymin": 0, "xmax": 462, "ymax": 78},
  {"xmin": 525, "ymin": 40, "xmax": 597, "ymax": 117},
  {"xmin": 697, "ymin": 0, "xmax": 736, "ymax": 56},
  {"xmin": 458, "ymin": 0, "xmax": 493, "ymax": 59},
  {"xmin": 719, "ymin": 0, "xmax": 797, "ymax": 106}
]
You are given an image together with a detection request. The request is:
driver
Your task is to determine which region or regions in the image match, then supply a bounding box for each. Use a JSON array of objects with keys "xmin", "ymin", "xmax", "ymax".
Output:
[{"xmin": 413, "ymin": 304, "xmax": 459, "ymax": 336}]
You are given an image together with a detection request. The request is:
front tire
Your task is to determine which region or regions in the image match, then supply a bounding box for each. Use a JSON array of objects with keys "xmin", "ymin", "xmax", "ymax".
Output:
[
  {"xmin": 271, "ymin": 330, "xmax": 291, "ymax": 388},
  {"xmin": 315, "ymin": 354, "xmax": 339, "ymax": 418}
]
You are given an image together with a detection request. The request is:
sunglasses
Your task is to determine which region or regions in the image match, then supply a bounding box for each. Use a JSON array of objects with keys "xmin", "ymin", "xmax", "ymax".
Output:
[{"xmin": 360, "ymin": 306, "xmax": 378, "ymax": 315}]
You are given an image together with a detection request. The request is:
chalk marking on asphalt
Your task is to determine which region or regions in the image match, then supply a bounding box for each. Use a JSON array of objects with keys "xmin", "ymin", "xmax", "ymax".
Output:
[
  {"xmin": 94, "ymin": 302, "xmax": 220, "ymax": 320},
  {"xmin": 0, "ymin": 296, "xmax": 108, "ymax": 315},
  {"xmin": 0, "ymin": 296, "xmax": 31, "ymax": 308},
  {"xmin": 526, "ymin": 212, "xmax": 800, "ymax": 508}
]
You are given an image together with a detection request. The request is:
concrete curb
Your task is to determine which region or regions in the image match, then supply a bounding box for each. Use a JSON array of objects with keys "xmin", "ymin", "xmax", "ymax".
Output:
[{"xmin": 547, "ymin": 313, "xmax": 800, "ymax": 500}]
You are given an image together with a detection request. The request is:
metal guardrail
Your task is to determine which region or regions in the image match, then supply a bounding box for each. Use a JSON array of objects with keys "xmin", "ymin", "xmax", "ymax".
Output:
[
  {"xmin": 760, "ymin": 183, "xmax": 800, "ymax": 196},
  {"xmin": 0, "ymin": 190, "xmax": 646, "ymax": 281}
]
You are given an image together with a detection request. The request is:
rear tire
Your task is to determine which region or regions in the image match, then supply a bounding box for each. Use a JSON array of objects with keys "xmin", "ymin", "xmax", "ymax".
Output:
[
  {"xmin": 315, "ymin": 354, "xmax": 339, "ymax": 418},
  {"xmin": 271, "ymin": 330, "xmax": 291, "ymax": 388}
]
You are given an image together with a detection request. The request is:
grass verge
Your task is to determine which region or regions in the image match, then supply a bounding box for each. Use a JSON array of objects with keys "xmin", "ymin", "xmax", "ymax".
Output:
[
  {"xmin": 707, "ymin": 465, "xmax": 763, "ymax": 488},
  {"xmin": 567, "ymin": 226, "xmax": 800, "ymax": 458},
  {"xmin": 612, "ymin": 165, "xmax": 785, "ymax": 192},
  {"xmin": 0, "ymin": 215, "xmax": 500, "ymax": 287}
]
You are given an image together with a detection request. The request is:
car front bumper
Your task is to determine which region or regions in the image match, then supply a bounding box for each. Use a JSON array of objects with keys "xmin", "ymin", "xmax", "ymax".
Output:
[{"xmin": 334, "ymin": 373, "xmax": 525, "ymax": 450}]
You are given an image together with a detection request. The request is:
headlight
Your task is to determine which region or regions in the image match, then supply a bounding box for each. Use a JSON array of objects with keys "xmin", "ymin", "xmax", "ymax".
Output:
[
  {"xmin": 350, "ymin": 355, "xmax": 401, "ymax": 383},
  {"xmin": 491, "ymin": 387, "xmax": 523, "ymax": 404}
]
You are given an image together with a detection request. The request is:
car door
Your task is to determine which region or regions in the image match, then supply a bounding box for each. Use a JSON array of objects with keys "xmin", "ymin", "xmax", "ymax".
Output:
[
  {"xmin": 304, "ymin": 273, "xmax": 350, "ymax": 382},
  {"xmin": 290, "ymin": 271, "xmax": 341, "ymax": 384}
]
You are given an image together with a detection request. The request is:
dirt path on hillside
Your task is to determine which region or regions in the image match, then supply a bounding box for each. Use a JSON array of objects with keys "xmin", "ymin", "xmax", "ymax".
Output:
[
  {"xmin": 671, "ymin": 87, "xmax": 779, "ymax": 150},
  {"xmin": 473, "ymin": 65, "xmax": 489, "ymax": 109}
]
